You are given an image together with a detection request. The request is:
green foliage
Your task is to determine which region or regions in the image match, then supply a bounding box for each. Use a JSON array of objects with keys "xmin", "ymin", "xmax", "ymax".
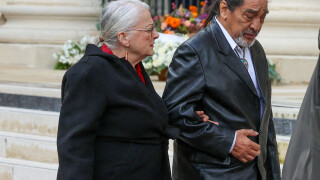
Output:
[
  {"xmin": 54, "ymin": 62, "xmax": 71, "ymax": 70},
  {"xmin": 267, "ymin": 59, "xmax": 281, "ymax": 83}
]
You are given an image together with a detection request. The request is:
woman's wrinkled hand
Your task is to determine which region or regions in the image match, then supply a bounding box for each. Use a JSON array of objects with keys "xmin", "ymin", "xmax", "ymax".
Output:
[{"xmin": 195, "ymin": 111, "xmax": 219, "ymax": 125}]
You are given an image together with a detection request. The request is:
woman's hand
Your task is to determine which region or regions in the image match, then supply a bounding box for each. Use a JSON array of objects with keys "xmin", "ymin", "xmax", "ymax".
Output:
[{"xmin": 195, "ymin": 111, "xmax": 219, "ymax": 125}]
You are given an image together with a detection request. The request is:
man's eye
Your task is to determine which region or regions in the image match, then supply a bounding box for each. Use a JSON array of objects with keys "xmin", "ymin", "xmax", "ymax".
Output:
[{"xmin": 246, "ymin": 15, "xmax": 254, "ymax": 19}]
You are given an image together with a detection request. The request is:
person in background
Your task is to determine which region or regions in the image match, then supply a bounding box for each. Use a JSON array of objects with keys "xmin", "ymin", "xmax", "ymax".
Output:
[
  {"xmin": 163, "ymin": 0, "xmax": 281, "ymax": 179},
  {"xmin": 282, "ymin": 29, "xmax": 320, "ymax": 180}
]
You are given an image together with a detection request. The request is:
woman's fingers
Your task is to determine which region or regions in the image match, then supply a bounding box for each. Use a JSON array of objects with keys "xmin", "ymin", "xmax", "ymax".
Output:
[{"xmin": 196, "ymin": 111, "xmax": 219, "ymax": 125}]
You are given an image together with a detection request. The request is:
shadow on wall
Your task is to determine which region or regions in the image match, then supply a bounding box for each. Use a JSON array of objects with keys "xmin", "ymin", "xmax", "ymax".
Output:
[{"xmin": 0, "ymin": 14, "xmax": 6, "ymax": 25}]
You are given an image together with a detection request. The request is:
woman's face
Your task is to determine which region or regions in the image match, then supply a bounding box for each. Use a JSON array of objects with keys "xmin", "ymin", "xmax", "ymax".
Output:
[{"xmin": 127, "ymin": 9, "xmax": 159, "ymax": 61}]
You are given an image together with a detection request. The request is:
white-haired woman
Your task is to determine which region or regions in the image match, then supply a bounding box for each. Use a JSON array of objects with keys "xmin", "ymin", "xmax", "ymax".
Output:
[{"xmin": 56, "ymin": 0, "xmax": 212, "ymax": 179}]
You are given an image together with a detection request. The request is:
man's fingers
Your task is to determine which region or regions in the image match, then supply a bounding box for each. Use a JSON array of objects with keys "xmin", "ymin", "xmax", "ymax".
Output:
[
  {"xmin": 247, "ymin": 149, "xmax": 260, "ymax": 158},
  {"xmin": 250, "ymin": 142, "xmax": 261, "ymax": 151},
  {"xmin": 239, "ymin": 158, "xmax": 248, "ymax": 163},
  {"xmin": 244, "ymin": 154, "xmax": 255, "ymax": 161},
  {"xmin": 241, "ymin": 129, "xmax": 259, "ymax": 137}
]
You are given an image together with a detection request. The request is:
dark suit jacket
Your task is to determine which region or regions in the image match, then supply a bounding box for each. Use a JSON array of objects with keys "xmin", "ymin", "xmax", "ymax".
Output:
[
  {"xmin": 57, "ymin": 44, "xmax": 172, "ymax": 180},
  {"xmin": 282, "ymin": 32, "xmax": 320, "ymax": 180},
  {"xmin": 163, "ymin": 19, "xmax": 281, "ymax": 180}
]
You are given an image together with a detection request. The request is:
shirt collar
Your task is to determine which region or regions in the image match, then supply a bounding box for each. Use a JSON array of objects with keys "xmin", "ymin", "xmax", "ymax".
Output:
[
  {"xmin": 101, "ymin": 43, "xmax": 114, "ymax": 55},
  {"xmin": 215, "ymin": 16, "xmax": 239, "ymax": 51}
]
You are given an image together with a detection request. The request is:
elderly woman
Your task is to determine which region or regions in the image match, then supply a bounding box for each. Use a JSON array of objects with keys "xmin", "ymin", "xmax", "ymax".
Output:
[{"xmin": 56, "ymin": 0, "xmax": 211, "ymax": 179}]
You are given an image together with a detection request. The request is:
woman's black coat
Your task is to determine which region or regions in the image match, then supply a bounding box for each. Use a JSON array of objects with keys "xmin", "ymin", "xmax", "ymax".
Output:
[{"xmin": 57, "ymin": 44, "xmax": 173, "ymax": 180}]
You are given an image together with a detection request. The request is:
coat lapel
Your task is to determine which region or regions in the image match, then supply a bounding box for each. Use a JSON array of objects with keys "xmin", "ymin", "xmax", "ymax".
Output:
[
  {"xmin": 210, "ymin": 20, "xmax": 258, "ymax": 97},
  {"xmin": 251, "ymin": 47, "xmax": 268, "ymax": 99}
]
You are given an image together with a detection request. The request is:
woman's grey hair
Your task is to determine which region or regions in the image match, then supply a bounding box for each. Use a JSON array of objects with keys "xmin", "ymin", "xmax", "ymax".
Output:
[{"xmin": 89, "ymin": 0, "xmax": 150, "ymax": 49}]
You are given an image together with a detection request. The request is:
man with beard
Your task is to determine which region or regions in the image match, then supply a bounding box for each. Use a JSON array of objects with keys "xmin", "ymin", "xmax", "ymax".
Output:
[{"xmin": 163, "ymin": 0, "xmax": 281, "ymax": 179}]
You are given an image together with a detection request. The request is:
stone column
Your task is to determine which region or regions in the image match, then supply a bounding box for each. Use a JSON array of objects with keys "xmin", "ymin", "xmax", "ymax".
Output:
[
  {"xmin": 259, "ymin": 0, "xmax": 320, "ymax": 84},
  {"xmin": 0, "ymin": 0, "xmax": 101, "ymax": 68}
]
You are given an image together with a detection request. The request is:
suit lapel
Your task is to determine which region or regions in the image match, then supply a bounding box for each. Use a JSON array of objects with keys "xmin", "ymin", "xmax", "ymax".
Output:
[
  {"xmin": 210, "ymin": 20, "xmax": 258, "ymax": 97},
  {"xmin": 225, "ymin": 49, "xmax": 259, "ymax": 97},
  {"xmin": 251, "ymin": 47, "xmax": 267, "ymax": 99}
]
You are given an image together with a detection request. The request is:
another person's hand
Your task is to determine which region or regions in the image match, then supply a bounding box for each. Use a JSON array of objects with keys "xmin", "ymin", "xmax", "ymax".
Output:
[
  {"xmin": 231, "ymin": 129, "xmax": 260, "ymax": 163},
  {"xmin": 195, "ymin": 111, "xmax": 219, "ymax": 125}
]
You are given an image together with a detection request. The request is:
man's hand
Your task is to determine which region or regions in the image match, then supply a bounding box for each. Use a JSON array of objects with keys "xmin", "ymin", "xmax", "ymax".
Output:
[
  {"xmin": 196, "ymin": 111, "xmax": 219, "ymax": 125},
  {"xmin": 231, "ymin": 129, "xmax": 260, "ymax": 163}
]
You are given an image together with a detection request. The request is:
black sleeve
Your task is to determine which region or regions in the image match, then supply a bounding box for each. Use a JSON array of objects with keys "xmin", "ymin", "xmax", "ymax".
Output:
[
  {"xmin": 265, "ymin": 111, "xmax": 281, "ymax": 180},
  {"xmin": 57, "ymin": 60, "xmax": 108, "ymax": 180},
  {"xmin": 163, "ymin": 42, "xmax": 235, "ymax": 159}
]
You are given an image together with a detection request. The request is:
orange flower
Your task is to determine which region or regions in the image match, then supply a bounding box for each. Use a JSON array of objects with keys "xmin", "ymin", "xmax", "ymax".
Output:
[
  {"xmin": 169, "ymin": 17, "xmax": 181, "ymax": 29},
  {"xmin": 164, "ymin": 30, "xmax": 175, "ymax": 35},
  {"xmin": 165, "ymin": 16, "xmax": 173, "ymax": 25},
  {"xmin": 202, "ymin": 19, "xmax": 206, "ymax": 24},
  {"xmin": 200, "ymin": 1, "xmax": 206, "ymax": 7},
  {"xmin": 191, "ymin": 11, "xmax": 198, "ymax": 18},
  {"xmin": 189, "ymin": 6, "xmax": 198, "ymax": 12}
]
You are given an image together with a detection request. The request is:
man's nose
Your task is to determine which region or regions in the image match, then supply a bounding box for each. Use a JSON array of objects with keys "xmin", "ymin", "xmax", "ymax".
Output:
[{"xmin": 250, "ymin": 18, "xmax": 263, "ymax": 32}]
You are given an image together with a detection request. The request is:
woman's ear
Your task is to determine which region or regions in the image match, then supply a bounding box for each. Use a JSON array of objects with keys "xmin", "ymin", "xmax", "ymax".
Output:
[{"xmin": 117, "ymin": 32, "xmax": 130, "ymax": 48}]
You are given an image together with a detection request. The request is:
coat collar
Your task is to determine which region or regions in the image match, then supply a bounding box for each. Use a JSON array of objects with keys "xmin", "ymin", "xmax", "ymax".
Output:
[
  {"xmin": 84, "ymin": 43, "xmax": 157, "ymax": 93},
  {"xmin": 208, "ymin": 19, "xmax": 260, "ymax": 97}
]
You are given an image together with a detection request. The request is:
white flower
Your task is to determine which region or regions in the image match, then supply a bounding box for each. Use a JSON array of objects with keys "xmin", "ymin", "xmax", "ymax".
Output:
[
  {"xmin": 143, "ymin": 39, "xmax": 182, "ymax": 73},
  {"xmin": 63, "ymin": 40, "xmax": 73, "ymax": 50},
  {"xmin": 64, "ymin": 49, "xmax": 70, "ymax": 58},
  {"xmin": 144, "ymin": 61, "xmax": 153, "ymax": 69},
  {"xmin": 53, "ymin": 53, "xmax": 58, "ymax": 59},
  {"xmin": 54, "ymin": 35, "xmax": 93, "ymax": 69},
  {"xmin": 80, "ymin": 36, "xmax": 89, "ymax": 46},
  {"xmin": 152, "ymin": 58, "xmax": 162, "ymax": 67},
  {"xmin": 70, "ymin": 48, "xmax": 78, "ymax": 56}
]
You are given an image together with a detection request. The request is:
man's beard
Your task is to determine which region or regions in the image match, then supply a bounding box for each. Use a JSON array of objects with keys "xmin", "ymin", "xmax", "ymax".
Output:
[{"xmin": 234, "ymin": 29, "xmax": 259, "ymax": 48}]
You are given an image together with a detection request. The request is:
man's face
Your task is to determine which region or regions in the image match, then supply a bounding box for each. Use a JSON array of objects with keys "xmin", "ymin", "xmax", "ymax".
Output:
[{"xmin": 223, "ymin": 0, "xmax": 268, "ymax": 47}]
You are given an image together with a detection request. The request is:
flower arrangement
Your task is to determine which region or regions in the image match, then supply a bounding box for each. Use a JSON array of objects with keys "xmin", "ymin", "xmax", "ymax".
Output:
[
  {"xmin": 143, "ymin": 40, "xmax": 181, "ymax": 76},
  {"xmin": 153, "ymin": 1, "xmax": 208, "ymax": 36},
  {"xmin": 53, "ymin": 36, "xmax": 89, "ymax": 70}
]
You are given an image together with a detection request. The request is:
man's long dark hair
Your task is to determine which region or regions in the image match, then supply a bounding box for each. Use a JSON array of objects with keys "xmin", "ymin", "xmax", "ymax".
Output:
[{"xmin": 202, "ymin": 0, "xmax": 245, "ymax": 29}]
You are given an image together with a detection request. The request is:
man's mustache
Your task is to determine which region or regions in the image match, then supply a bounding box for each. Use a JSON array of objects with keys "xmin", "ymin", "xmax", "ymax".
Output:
[{"xmin": 242, "ymin": 29, "xmax": 259, "ymax": 37}]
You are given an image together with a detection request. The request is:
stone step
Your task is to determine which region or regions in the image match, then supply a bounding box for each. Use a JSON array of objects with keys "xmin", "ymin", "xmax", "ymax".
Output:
[
  {"xmin": 0, "ymin": 157, "xmax": 57, "ymax": 180},
  {"xmin": 0, "ymin": 131, "xmax": 57, "ymax": 164},
  {"xmin": 0, "ymin": 81, "xmax": 306, "ymax": 138},
  {"xmin": 0, "ymin": 130, "xmax": 175, "ymax": 165},
  {"xmin": 0, "ymin": 106, "xmax": 58, "ymax": 137},
  {"xmin": 0, "ymin": 83, "xmax": 61, "ymax": 112}
]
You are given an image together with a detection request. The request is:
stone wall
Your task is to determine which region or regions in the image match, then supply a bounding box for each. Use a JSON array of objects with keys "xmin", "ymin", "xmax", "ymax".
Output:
[
  {"xmin": 0, "ymin": 0, "xmax": 319, "ymax": 83},
  {"xmin": 0, "ymin": 0, "xmax": 100, "ymax": 68},
  {"xmin": 259, "ymin": 0, "xmax": 320, "ymax": 84}
]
